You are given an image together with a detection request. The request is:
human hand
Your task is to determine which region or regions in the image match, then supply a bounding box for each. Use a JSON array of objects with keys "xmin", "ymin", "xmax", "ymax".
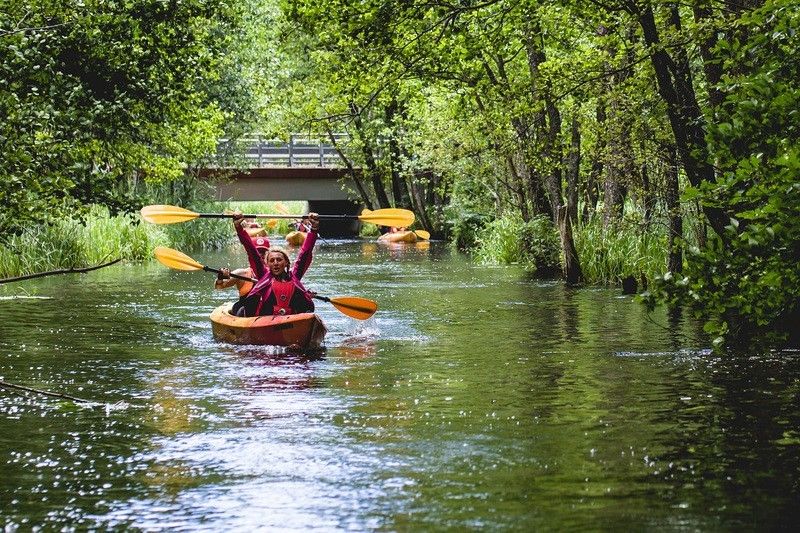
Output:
[
  {"xmin": 307, "ymin": 212, "xmax": 320, "ymax": 231},
  {"xmin": 232, "ymin": 211, "xmax": 244, "ymax": 228},
  {"xmin": 217, "ymin": 267, "xmax": 230, "ymax": 280}
]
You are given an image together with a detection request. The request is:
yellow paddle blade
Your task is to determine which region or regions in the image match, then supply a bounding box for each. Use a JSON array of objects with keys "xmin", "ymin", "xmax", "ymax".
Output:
[
  {"xmin": 141, "ymin": 205, "xmax": 201, "ymax": 224},
  {"xmin": 154, "ymin": 247, "xmax": 204, "ymax": 271},
  {"xmin": 414, "ymin": 229, "xmax": 431, "ymax": 240},
  {"xmin": 358, "ymin": 208, "xmax": 415, "ymax": 228},
  {"xmin": 266, "ymin": 219, "xmax": 278, "ymax": 229},
  {"xmin": 329, "ymin": 296, "xmax": 378, "ymax": 320}
]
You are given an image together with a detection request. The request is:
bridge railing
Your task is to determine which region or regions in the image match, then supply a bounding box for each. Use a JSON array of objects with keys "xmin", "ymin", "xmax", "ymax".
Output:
[{"xmin": 216, "ymin": 133, "xmax": 348, "ymax": 168}]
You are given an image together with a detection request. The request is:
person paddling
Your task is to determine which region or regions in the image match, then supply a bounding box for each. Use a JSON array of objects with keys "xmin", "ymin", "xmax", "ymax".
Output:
[
  {"xmin": 219, "ymin": 211, "xmax": 320, "ymax": 317},
  {"xmin": 214, "ymin": 235, "xmax": 270, "ymax": 312}
]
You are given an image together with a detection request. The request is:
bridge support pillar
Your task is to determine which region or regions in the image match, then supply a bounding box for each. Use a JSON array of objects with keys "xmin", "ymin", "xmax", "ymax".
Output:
[{"xmin": 308, "ymin": 200, "xmax": 363, "ymax": 237}]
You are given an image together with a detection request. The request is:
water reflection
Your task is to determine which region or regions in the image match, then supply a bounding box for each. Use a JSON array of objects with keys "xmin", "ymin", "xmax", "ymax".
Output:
[{"xmin": 2, "ymin": 242, "xmax": 800, "ymax": 530}]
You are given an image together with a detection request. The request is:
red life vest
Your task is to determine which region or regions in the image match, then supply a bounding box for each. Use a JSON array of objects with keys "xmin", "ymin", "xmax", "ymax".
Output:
[{"xmin": 271, "ymin": 279, "xmax": 296, "ymax": 315}]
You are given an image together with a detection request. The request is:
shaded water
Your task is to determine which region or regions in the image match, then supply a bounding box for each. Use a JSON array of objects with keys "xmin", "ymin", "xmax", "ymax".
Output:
[{"xmin": 1, "ymin": 240, "xmax": 799, "ymax": 530}]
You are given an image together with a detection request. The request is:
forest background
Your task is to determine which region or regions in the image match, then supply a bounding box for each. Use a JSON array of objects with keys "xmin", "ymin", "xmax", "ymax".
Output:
[{"xmin": 1, "ymin": 0, "xmax": 797, "ymax": 348}]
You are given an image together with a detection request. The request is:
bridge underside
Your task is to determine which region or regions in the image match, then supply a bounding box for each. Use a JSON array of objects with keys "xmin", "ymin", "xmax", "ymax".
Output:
[{"xmin": 201, "ymin": 167, "xmax": 363, "ymax": 236}]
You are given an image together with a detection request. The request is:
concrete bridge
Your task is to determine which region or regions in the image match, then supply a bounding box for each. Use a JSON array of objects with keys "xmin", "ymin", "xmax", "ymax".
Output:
[{"xmin": 200, "ymin": 134, "xmax": 363, "ymax": 235}]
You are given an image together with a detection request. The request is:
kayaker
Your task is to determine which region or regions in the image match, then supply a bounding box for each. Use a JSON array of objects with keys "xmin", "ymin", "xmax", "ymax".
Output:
[
  {"xmin": 220, "ymin": 212, "xmax": 320, "ymax": 317},
  {"xmin": 214, "ymin": 235, "xmax": 270, "ymax": 303},
  {"xmin": 295, "ymin": 216, "xmax": 311, "ymax": 232},
  {"xmin": 242, "ymin": 219, "xmax": 267, "ymax": 237}
]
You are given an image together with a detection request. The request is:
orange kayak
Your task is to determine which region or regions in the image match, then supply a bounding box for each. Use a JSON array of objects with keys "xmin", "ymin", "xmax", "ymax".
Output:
[
  {"xmin": 210, "ymin": 303, "xmax": 327, "ymax": 350},
  {"xmin": 285, "ymin": 230, "xmax": 307, "ymax": 246},
  {"xmin": 378, "ymin": 230, "xmax": 417, "ymax": 243}
]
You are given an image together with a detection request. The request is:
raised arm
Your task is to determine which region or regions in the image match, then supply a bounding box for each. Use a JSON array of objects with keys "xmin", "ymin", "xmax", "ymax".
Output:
[
  {"xmin": 235, "ymin": 215, "xmax": 266, "ymax": 279},
  {"xmin": 293, "ymin": 213, "xmax": 319, "ymax": 280}
]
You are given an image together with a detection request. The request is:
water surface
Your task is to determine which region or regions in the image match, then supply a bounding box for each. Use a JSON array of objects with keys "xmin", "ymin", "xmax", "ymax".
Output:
[{"xmin": 1, "ymin": 240, "xmax": 798, "ymax": 530}]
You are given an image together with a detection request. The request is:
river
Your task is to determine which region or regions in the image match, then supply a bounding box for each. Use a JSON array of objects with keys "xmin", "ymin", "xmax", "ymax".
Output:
[{"xmin": 1, "ymin": 240, "xmax": 798, "ymax": 530}]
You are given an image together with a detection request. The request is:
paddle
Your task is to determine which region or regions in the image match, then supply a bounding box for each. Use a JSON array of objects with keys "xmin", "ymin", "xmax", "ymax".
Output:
[
  {"xmin": 361, "ymin": 208, "xmax": 429, "ymax": 239},
  {"xmin": 141, "ymin": 204, "xmax": 415, "ymax": 228},
  {"xmin": 153, "ymin": 247, "xmax": 378, "ymax": 320}
]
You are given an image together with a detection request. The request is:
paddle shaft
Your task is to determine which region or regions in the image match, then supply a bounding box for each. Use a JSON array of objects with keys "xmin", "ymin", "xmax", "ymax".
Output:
[
  {"xmin": 203, "ymin": 265, "xmax": 257, "ymax": 282},
  {"xmin": 196, "ymin": 213, "xmax": 361, "ymax": 220}
]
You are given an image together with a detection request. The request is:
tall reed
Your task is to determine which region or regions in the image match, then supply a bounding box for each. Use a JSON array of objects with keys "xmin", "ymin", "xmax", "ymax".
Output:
[
  {"xmin": 0, "ymin": 201, "xmax": 307, "ymax": 279},
  {"xmin": 0, "ymin": 206, "xmax": 166, "ymax": 278},
  {"xmin": 573, "ymin": 218, "xmax": 668, "ymax": 284},
  {"xmin": 472, "ymin": 214, "xmax": 561, "ymax": 274}
]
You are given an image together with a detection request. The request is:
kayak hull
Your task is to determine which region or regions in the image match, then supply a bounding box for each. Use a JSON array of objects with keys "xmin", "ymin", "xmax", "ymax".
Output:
[
  {"xmin": 285, "ymin": 230, "xmax": 307, "ymax": 246},
  {"xmin": 378, "ymin": 230, "xmax": 417, "ymax": 243},
  {"xmin": 210, "ymin": 303, "xmax": 327, "ymax": 350}
]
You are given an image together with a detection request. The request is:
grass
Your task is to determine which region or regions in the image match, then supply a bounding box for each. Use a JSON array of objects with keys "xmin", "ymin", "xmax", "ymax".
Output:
[
  {"xmin": 472, "ymin": 214, "xmax": 561, "ymax": 274},
  {"xmin": 573, "ymin": 217, "xmax": 669, "ymax": 284},
  {"xmin": 0, "ymin": 201, "xmax": 308, "ymax": 279},
  {"xmin": 469, "ymin": 212, "xmax": 672, "ymax": 284},
  {"xmin": 0, "ymin": 205, "xmax": 166, "ymax": 278}
]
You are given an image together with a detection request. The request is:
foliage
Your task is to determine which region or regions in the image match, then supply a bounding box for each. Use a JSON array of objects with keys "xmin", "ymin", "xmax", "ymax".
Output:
[
  {"xmin": 643, "ymin": 0, "xmax": 800, "ymax": 347},
  {"xmin": 473, "ymin": 214, "xmax": 560, "ymax": 275},
  {"xmin": 2, "ymin": 0, "xmax": 797, "ymax": 349},
  {"xmin": 574, "ymin": 217, "xmax": 668, "ymax": 285},
  {"xmin": 448, "ymin": 212, "xmax": 492, "ymax": 253},
  {"xmin": 0, "ymin": 0, "xmax": 242, "ymax": 240},
  {"xmin": 0, "ymin": 200, "xmax": 308, "ymax": 279},
  {"xmin": 0, "ymin": 206, "xmax": 166, "ymax": 278}
]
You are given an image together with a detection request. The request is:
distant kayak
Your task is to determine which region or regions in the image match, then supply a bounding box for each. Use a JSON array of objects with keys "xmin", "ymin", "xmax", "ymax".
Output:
[
  {"xmin": 245, "ymin": 226, "xmax": 267, "ymax": 238},
  {"xmin": 378, "ymin": 230, "xmax": 417, "ymax": 243},
  {"xmin": 285, "ymin": 230, "xmax": 307, "ymax": 246},
  {"xmin": 210, "ymin": 303, "xmax": 327, "ymax": 350}
]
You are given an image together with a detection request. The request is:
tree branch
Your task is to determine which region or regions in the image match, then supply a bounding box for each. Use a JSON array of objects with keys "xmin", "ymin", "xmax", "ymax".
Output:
[
  {"xmin": 0, "ymin": 379, "xmax": 94, "ymax": 404},
  {"xmin": 0, "ymin": 258, "xmax": 122, "ymax": 285}
]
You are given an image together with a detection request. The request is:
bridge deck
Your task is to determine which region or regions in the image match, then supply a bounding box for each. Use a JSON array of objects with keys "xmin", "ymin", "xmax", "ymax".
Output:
[{"xmin": 200, "ymin": 167, "xmax": 358, "ymax": 202}]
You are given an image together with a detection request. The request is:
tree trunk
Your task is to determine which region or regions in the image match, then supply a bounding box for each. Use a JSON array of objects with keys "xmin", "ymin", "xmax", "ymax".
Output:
[
  {"xmin": 409, "ymin": 171, "xmax": 434, "ymax": 231},
  {"xmin": 635, "ymin": 3, "xmax": 729, "ymax": 239},
  {"xmin": 565, "ymin": 115, "xmax": 581, "ymax": 225},
  {"xmin": 522, "ymin": 16, "xmax": 563, "ymax": 223},
  {"xmin": 542, "ymin": 96, "xmax": 564, "ymax": 224},
  {"xmin": 506, "ymin": 153, "xmax": 530, "ymax": 221},
  {"xmin": 602, "ymin": 26, "xmax": 634, "ymax": 228},
  {"xmin": 641, "ymin": 160, "xmax": 652, "ymax": 227},
  {"xmin": 665, "ymin": 147, "xmax": 683, "ymax": 273},
  {"xmin": 558, "ymin": 205, "xmax": 583, "ymax": 285},
  {"xmin": 386, "ymin": 97, "xmax": 413, "ymax": 208},
  {"xmin": 585, "ymin": 101, "xmax": 605, "ymax": 220},
  {"xmin": 692, "ymin": 2, "xmax": 724, "ymax": 112},
  {"xmin": 351, "ymin": 101, "xmax": 391, "ymax": 209},
  {"xmin": 327, "ymin": 128, "xmax": 373, "ymax": 209}
]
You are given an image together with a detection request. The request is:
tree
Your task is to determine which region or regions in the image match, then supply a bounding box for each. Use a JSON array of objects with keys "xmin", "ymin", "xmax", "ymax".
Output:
[
  {"xmin": 644, "ymin": 0, "xmax": 800, "ymax": 346},
  {"xmin": 0, "ymin": 0, "xmax": 241, "ymax": 238}
]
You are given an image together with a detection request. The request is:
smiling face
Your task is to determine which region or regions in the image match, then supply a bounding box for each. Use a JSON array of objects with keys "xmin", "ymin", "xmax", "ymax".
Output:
[{"xmin": 267, "ymin": 250, "xmax": 289, "ymax": 276}]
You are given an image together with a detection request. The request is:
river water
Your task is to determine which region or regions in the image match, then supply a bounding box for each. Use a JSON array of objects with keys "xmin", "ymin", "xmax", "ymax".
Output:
[{"xmin": 1, "ymin": 240, "xmax": 798, "ymax": 530}]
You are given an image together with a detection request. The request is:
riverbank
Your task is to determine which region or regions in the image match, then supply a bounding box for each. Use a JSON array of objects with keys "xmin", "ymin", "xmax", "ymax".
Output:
[
  {"xmin": 0, "ymin": 202, "xmax": 301, "ymax": 279},
  {"xmin": 467, "ymin": 212, "xmax": 685, "ymax": 286}
]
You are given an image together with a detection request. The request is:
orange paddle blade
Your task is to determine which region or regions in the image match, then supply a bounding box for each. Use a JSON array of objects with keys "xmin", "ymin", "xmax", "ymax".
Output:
[
  {"xmin": 154, "ymin": 247, "xmax": 204, "ymax": 271},
  {"xmin": 357, "ymin": 208, "xmax": 415, "ymax": 227},
  {"xmin": 141, "ymin": 205, "xmax": 200, "ymax": 224},
  {"xmin": 328, "ymin": 296, "xmax": 378, "ymax": 320}
]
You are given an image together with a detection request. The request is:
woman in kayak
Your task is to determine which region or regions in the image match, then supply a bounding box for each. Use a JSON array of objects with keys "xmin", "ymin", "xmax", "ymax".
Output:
[
  {"xmin": 219, "ymin": 212, "xmax": 320, "ymax": 317},
  {"xmin": 214, "ymin": 234, "xmax": 270, "ymax": 305}
]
